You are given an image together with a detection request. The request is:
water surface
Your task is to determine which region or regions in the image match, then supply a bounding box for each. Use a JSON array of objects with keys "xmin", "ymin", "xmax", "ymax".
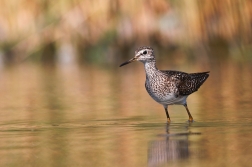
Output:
[{"xmin": 0, "ymin": 61, "xmax": 251, "ymax": 167}]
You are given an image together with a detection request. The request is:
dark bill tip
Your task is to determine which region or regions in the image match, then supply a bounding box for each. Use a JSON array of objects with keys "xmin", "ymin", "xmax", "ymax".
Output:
[
  {"xmin": 119, "ymin": 58, "xmax": 135, "ymax": 67},
  {"xmin": 119, "ymin": 61, "xmax": 131, "ymax": 67}
]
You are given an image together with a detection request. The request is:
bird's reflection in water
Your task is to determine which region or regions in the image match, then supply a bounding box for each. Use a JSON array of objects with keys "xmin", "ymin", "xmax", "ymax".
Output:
[{"xmin": 148, "ymin": 123, "xmax": 200, "ymax": 167}]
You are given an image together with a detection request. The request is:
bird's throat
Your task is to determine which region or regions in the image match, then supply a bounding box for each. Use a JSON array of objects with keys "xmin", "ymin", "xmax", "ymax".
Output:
[{"xmin": 144, "ymin": 61, "xmax": 158, "ymax": 78}]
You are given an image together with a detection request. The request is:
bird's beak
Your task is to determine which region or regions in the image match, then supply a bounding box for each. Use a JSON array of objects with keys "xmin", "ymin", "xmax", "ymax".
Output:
[{"xmin": 119, "ymin": 57, "xmax": 136, "ymax": 67}]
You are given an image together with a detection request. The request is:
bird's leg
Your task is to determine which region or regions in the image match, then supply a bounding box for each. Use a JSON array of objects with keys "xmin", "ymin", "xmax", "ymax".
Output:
[
  {"xmin": 164, "ymin": 106, "xmax": 171, "ymax": 122},
  {"xmin": 184, "ymin": 103, "xmax": 193, "ymax": 122}
]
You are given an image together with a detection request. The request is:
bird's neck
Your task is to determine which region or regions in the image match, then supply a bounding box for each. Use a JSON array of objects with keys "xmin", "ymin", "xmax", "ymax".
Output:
[{"xmin": 143, "ymin": 61, "xmax": 159, "ymax": 78}]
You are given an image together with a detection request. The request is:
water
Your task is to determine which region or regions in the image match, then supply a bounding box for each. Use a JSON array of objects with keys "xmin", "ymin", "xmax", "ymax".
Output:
[{"xmin": 0, "ymin": 60, "xmax": 252, "ymax": 167}]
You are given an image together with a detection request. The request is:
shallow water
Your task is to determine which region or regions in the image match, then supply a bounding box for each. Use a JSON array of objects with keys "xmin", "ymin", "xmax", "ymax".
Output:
[{"xmin": 0, "ymin": 60, "xmax": 252, "ymax": 167}]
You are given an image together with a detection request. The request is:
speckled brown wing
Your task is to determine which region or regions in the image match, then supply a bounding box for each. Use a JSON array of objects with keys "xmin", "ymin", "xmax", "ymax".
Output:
[
  {"xmin": 160, "ymin": 70, "xmax": 191, "ymax": 95},
  {"xmin": 161, "ymin": 70, "xmax": 189, "ymax": 80},
  {"xmin": 177, "ymin": 72, "xmax": 209, "ymax": 95}
]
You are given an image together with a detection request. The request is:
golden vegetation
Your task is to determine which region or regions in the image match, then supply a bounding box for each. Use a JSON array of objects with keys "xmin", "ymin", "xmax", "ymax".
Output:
[{"xmin": 0, "ymin": 0, "xmax": 251, "ymax": 65}]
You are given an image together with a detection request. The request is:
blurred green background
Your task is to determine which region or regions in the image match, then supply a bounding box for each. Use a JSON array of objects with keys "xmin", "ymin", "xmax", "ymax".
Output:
[{"xmin": 0, "ymin": 0, "xmax": 251, "ymax": 67}]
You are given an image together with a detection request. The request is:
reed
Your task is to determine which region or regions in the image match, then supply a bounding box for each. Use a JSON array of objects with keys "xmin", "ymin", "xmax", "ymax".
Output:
[{"xmin": 0, "ymin": 0, "xmax": 251, "ymax": 65}]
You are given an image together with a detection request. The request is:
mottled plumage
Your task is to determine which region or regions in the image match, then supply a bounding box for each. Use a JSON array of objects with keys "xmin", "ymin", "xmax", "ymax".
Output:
[{"xmin": 120, "ymin": 46, "xmax": 209, "ymax": 122}]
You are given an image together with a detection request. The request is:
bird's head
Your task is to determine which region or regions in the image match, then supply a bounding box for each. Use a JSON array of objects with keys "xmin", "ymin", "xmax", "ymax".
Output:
[{"xmin": 119, "ymin": 46, "xmax": 155, "ymax": 67}]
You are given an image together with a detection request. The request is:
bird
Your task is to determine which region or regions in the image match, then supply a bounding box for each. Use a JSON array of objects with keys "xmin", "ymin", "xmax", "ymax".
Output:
[{"xmin": 119, "ymin": 46, "xmax": 209, "ymax": 122}]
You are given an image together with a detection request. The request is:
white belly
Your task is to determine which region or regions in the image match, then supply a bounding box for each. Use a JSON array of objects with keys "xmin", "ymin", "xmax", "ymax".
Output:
[{"xmin": 150, "ymin": 92, "xmax": 188, "ymax": 106}]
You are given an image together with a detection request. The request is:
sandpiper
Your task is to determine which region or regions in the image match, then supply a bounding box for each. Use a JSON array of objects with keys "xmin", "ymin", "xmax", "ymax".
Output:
[{"xmin": 119, "ymin": 46, "xmax": 209, "ymax": 122}]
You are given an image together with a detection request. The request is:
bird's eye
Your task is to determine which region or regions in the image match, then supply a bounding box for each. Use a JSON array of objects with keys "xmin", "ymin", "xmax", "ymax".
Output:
[{"xmin": 143, "ymin": 50, "xmax": 147, "ymax": 55}]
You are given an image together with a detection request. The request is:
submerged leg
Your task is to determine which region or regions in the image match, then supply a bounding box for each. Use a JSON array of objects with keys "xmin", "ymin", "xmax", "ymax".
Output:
[
  {"xmin": 164, "ymin": 106, "xmax": 171, "ymax": 122},
  {"xmin": 184, "ymin": 103, "xmax": 193, "ymax": 122}
]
